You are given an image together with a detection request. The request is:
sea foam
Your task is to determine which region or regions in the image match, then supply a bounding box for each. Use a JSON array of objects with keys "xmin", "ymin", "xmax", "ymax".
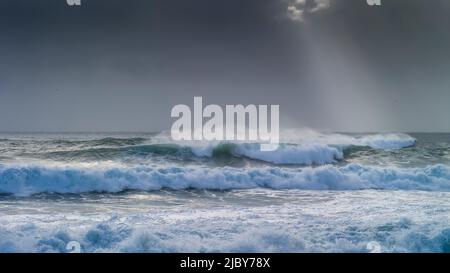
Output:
[
  {"xmin": 179, "ymin": 132, "xmax": 416, "ymax": 164},
  {"xmin": 1, "ymin": 163, "xmax": 449, "ymax": 196},
  {"xmin": 359, "ymin": 133, "xmax": 416, "ymax": 150},
  {"xmin": 191, "ymin": 143, "xmax": 343, "ymax": 165}
]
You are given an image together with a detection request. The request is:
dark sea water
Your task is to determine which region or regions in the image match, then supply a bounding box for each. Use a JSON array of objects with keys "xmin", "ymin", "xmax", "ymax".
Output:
[{"xmin": 0, "ymin": 132, "xmax": 450, "ymax": 252}]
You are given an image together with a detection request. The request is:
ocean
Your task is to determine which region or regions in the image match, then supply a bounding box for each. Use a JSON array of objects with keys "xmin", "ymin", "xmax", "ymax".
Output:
[{"xmin": 0, "ymin": 132, "xmax": 450, "ymax": 252}]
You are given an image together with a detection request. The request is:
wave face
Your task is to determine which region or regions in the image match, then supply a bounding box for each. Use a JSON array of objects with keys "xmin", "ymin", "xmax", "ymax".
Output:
[
  {"xmin": 0, "ymin": 132, "xmax": 419, "ymax": 167},
  {"xmin": 192, "ymin": 143, "xmax": 344, "ymax": 165},
  {"xmin": 1, "ymin": 163, "xmax": 450, "ymax": 196}
]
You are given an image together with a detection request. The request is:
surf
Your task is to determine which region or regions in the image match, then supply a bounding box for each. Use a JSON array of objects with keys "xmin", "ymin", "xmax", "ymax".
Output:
[{"xmin": 1, "ymin": 162, "xmax": 450, "ymax": 196}]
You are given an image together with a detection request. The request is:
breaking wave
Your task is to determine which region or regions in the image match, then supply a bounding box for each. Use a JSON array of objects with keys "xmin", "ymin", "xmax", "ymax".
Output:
[
  {"xmin": 192, "ymin": 143, "xmax": 344, "ymax": 165},
  {"xmin": 4, "ymin": 224, "xmax": 450, "ymax": 253},
  {"xmin": 1, "ymin": 163, "xmax": 450, "ymax": 196},
  {"xmin": 40, "ymin": 143, "xmax": 344, "ymax": 165},
  {"xmin": 359, "ymin": 133, "xmax": 416, "ymax": 150},
  {"xmin": 35, "ymin": 133, "xmax": 416, "ymax": 166}
]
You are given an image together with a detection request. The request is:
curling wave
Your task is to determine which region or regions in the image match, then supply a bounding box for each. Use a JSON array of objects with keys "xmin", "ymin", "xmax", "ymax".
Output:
[
  {"xmin": 42, "ymin": 143, "xmax": 344, "ymax": 166},
  {"xmin": 39, "ymin": 133, "xmax": 416, "ymax": 165},
  {"xmin": 192, "ymin": 143, "xmax": 344, "ymax": 165},
  {"xmin": 6, "ymin": 133, "xmax": 417, "ymax": 166},
  {"xmin": 1, "ymin": 163, "xmax": 450, "ymax": 196}
]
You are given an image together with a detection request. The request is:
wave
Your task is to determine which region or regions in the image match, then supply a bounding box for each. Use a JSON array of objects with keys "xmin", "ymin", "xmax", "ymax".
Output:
[
  {"xmin": 8, "ymin": 137, "xmax": 148, "ymax": 147},
  {"xmin": 1, "ymin": 179, "xmax": 449, "ymax": 253},
  {"xmin": 193, "ymin": 143, "xmax": 344, "ymax": 165},
  {"xmin": 73, "ymin": 137, "xmax": 148, "ymax": 147},
  {"xmin": 359, "ymin": 134, "xmax": 416, "ymax": 150},
  {"xmin": 43, "ymin": 143, "xmax": 189, "ymax": 160},
  {"xmin": 4, "ymin": 221, "xmax": 450, "ymax": 253},
  {"xmin": 277, "ymin": 129, "xmax": 416, "ymax": 149},
  {"xmin": 38, "ymin": 133, "xmax": 416, "ymax": 165},
  {"xmin": 2, "ymin": 132, "xmax": 417, "ymax": 166},
  {"xmin": 237, "ymin": 144, "xmax": 344, "ymax": 165},
  {"xmin": 41, "ymin": 142, "xmax": 344, "ymax": 166},
  {"xmin": 1, "ymin": 163, "xmax": 450, "ymax": 196}
]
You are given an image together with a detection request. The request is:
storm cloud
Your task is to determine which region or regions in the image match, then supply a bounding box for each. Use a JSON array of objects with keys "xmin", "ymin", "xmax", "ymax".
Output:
[{"xmin": 0, "ymin": 0, "xmax": 449, "ymax": 132}]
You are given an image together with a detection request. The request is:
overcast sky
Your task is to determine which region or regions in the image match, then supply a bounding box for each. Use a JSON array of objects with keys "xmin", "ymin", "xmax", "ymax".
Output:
[{"xmin": 0, "ymin": 0, "xmax": 449, "ymax": 132}]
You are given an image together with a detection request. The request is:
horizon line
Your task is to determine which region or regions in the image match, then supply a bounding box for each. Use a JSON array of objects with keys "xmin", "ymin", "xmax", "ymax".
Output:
[{"xmin": 0, "ymin": 131, "xmax": 449, "ymax": 134}]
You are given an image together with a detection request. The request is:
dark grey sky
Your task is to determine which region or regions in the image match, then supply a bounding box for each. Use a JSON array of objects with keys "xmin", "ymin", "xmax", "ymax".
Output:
[{"xmin": 0, "ymin": 0, "xmax": 449, "ymax": 132}]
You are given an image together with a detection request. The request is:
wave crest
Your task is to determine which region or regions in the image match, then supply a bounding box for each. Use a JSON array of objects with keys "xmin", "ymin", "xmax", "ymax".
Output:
[
  {"xmin": 3, "ymin": 132, "xmax": 417, "ymax": 166},
  {"xmin": 1, "ymin": 163, "xmax": 450, "ymax": 196},
  {"xmin": 193, "ymin": 143, "xmax": 344, "ymax": 165},
  {"xmin": 359, "ymin": 133, "xmax": 416, "ymax": 150}
]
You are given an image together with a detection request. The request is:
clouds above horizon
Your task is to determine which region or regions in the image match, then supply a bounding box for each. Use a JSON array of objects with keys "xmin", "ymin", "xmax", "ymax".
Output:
[{"xmin": 1, "ymin": 0, "xmax": 450, "ymax": 132}]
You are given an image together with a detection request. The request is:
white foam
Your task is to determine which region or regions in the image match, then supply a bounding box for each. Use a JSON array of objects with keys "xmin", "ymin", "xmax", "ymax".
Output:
[
  {"xmin": 359, "ymin": 133, "xmax": 416, "ymax": 149},
  {"xmin": 0, "ymin": 163, "xmax": 449, "ymax": 196},
  {"xmin": 189, "ymin": 143, "xmax": 343, "ymax": 165},
  {"xmin": 2, "ymin": 190, "xmax": 450, "ymax": 253},
  {"xmin": 277, "ymin": 129, "xmax": 416, "ymax": 150},
  {"xmin": 185, "ymin": 131, "xmax": 417, "ymax": 166},
  {"xmin": 233, "ymin": 144, "xmax": 343, "ymax": 165},
  {"xmin": 154, "ymin": 129, "xmax": 417, "ymax": 165}
]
